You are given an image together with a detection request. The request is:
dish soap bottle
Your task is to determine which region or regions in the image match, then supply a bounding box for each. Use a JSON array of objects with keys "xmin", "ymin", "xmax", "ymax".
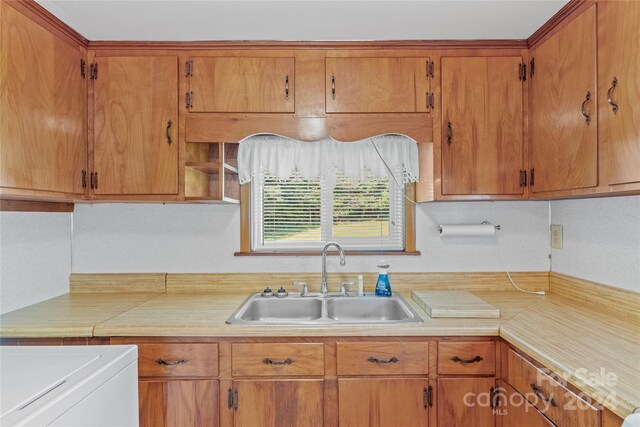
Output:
[{"xmin": 375, "ymin": 260, "xmax": 392, "ymax": 297}]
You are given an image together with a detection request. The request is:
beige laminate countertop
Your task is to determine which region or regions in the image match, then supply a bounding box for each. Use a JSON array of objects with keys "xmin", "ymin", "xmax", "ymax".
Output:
[{"xmin": 1, "ymin": 290, "xmax": 638, "ymax": 418}]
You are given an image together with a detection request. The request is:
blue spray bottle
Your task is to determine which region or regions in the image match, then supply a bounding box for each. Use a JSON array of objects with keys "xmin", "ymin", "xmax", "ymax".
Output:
[{"xmin": 375, "ymin": 260, "xmax": 392, "ymax": 297}]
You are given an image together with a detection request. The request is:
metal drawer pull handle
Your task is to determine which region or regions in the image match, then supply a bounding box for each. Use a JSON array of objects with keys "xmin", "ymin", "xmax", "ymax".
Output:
[
  {"xmin": 451, "ymin": 355, "xmax": 483, "ymax": 364},
  {"xmin": 367, "ymin": 356, "xmax": 399, "ymax": 364},
  {"xmin": 166, "ymin": 120, "xmax": 173, "ymax": 145},
  {"xmin": 262, "ymin": 358, "xmax": 294, "ymax": 365},
  {"xmin": 530, "ymin": 383, "xmax": 558, "ymax": 407},
  {"xmin": 156, "ymin": 358, "xmax": 188, "ymax": 366},
  {"xmin": 607, "ymin": 77, "xmax": 618, "ymax": 113},
  {"xmin": 447, "ymin": 121, "xmax": 453, "ymax": 145},
  {"xmin": 581, "ymin": 91, "xmax": 592, "ymax": 124}
]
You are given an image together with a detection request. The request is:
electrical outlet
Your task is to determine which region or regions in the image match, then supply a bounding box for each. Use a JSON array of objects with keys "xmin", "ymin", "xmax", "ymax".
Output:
[{"xmin": 551, "ymin": 224, "xmax": 563, "ymax": 249}]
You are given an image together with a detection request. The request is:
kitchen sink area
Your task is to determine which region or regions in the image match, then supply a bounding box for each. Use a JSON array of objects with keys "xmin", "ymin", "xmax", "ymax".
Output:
[{"xmin": 226, "ymin": 293, "xmax": 424, "ymax": 325}]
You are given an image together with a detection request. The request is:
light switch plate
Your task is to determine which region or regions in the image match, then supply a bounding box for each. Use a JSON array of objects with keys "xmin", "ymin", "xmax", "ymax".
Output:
[{"xmin": 551, "ymin": 224, "xmax": 563, "ymax": 249}]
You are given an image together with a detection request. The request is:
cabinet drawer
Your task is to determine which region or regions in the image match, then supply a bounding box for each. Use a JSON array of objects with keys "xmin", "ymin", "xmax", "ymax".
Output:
[
  {"xmin": 437, "ymin": 341, "xmax": 495, "ymax": 375},
  {"xmin": 336, "ymin": 342, "xmax": 428, "ymax": 376},
  {"xmin": 232, "ymin": 343, "xmax": 324, "ymax": 377},
  {"xmin": 507, "ymin": 349, "xmax": 599, "ymax": 427},
  {"xmin": 137, "ymin": 343, "xmax": 218, "ymax": 378}
]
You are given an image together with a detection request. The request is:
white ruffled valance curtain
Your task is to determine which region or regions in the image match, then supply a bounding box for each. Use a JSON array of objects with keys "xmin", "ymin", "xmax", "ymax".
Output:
[{"xmin": 237, "ymin": 133, "xmax": 419, "ymax": 185}]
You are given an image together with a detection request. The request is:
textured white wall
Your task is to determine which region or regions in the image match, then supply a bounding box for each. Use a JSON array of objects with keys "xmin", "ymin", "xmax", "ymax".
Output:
[
  {"xmin": 0, "ymin": 212, "xmax": 72, "ymax": 314},
  {"xmin": 72, "ymin": 202, "xmax": 551, "ymax": 274},
  {"xmin": 551, "ymin": 196, "xmax": 640, "ymax": 292}
]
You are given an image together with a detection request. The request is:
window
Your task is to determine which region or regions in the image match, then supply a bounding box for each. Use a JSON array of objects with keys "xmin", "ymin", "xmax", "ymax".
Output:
[{"xmin": 251, "ymin": 173, "xmax": 406, "ymax": 252}]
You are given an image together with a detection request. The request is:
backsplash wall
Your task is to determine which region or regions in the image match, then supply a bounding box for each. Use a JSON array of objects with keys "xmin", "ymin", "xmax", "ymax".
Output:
[
  {"xmin": 551, "ymin": 195, "xmax": 640, "ymax": 293},
  {"xmin": 0, "ymin": 212, "xmax": 72, "ymax": 314},
  {"xmin": 72, "ymin": 201, "xmax": 551, "ymax": 274}
]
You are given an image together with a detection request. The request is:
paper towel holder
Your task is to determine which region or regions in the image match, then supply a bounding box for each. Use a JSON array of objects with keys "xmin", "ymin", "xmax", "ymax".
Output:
[{"xmin": 481, "ymin": 221, "xmax": 501, "ymax": 231}]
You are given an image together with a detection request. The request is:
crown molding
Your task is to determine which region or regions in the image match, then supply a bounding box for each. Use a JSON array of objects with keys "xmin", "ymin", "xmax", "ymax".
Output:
[{"xmin": 527, "ymin": 0, "xmax": 588, "ymax": 49}]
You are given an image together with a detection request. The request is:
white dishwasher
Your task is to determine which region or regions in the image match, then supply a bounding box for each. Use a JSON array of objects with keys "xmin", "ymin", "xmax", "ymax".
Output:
[{"xmin": 0, "ymin": 345, "xmax": 138, "ymax": 427}]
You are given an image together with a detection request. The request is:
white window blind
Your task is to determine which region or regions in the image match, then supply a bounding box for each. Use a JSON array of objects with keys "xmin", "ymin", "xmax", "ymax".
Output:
[{"xmin": 252, "ymin": 172, "xmax": 405, "ymax": 252}]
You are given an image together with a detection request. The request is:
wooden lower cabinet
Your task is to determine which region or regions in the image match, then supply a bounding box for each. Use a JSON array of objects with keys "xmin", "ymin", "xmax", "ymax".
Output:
[
  {"xmin": 139, "ymin": 379, "xmax": 219, "ymax": 427},
  {"xmin": 437, "ymin": 378, "xmax": 495, "ymax": 427},
  {"xmin": 231, "ymin": 379, "xmax": 324, "ymax": 427},
  {"xmin": 338, "ymin": 378, "xmax": 430, "ymax": 427},
  {"xmin": 495, "ymin": 380, "xmax": 554, "ymax": 427}
]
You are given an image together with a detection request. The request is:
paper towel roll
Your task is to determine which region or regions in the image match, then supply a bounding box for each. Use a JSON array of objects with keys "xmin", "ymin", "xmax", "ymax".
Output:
[
  {"xmin": 622, "ymin": 413, "xmax": 640, "ymax": 427},
  {"xmin": 438, "ymin": 224, "xmax": 496, "ymax": 237}
]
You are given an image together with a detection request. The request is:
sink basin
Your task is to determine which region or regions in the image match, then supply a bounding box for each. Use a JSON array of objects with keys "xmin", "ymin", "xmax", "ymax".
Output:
[
  {"xmin": 326, "ymin": 298, "xmax": 413, "ymax": 322},
  {"xmin": 226, "ymin": 293, "xmax": 423, "ymax": 325}
]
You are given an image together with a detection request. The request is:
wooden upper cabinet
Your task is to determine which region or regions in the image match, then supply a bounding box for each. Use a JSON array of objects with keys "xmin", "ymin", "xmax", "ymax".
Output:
[
  {"xmin": 529, "ymin": 5, "xmax": 597, "ymax": 194},
  {"xmin": 325, "ymin": 57, "xmax": 432, "ymax": 113},
  {"xmin": 188, "ymin": 57, "xmax": 294, "ymax": 113},
  {"xmin": 597, "ymin": 1, "xmax": 640, "ymax": 189},
  {"xmin": 0, "ymin": 3, "xmax": 86, "ymax": 196},
  {"xmin": 441, "ymin": 56, "xmax": 524, "ymax": 196},
  {"xmin": 93, "ymin": 56, "xmax": 178, "ymax": 195}
]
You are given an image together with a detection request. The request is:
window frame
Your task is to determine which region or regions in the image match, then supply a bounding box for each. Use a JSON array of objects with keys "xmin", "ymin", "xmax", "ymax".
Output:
[{"xmin": 237, "ymin": 182, "xmax": 418, "ymax": 256}]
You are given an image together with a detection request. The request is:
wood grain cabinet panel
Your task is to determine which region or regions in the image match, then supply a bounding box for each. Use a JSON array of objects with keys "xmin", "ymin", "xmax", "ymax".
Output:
[
  {"xmin": 232, "ymin": 379, "xmax": 323, "ymax": 427},
  {"xmin": 438, "ymin": 378, "xmax": 495, "ymax": 427},
  {"xmin": 139, "ymin": 379, "xmax": 218, "ymax": 427},
  {"xmin": 495, "ymin": 380, "xmax": 554, "ymax": 427},
  {"xmin": 336, "ymin": 341, "xmax": 429, "ymax": 376},
  {"xmin": 0, "ymin": 3, "xmax": 86, "ymax": 196},
  {"xmin": 325, "ymin": 57, "xmax": 431, "ymax": 113},
  {"xmin": 188, "ymin": 57, "xmax": 295, "ymax": 113},
  {"xmin": 597, "ymin": 0, "xmax": 640, "ymax": 190},
  {"xmin": 506, "ymin": 349, "xmax": 599, "ymax": 427},
  {"xmin": 338, "ymin": 378, "xmax": 430, "ymax": 427},
  {"xmin": 438, "ymin": 341, "xmax": 496, "ymax": 375},
  {"xmin": 137, "ymin": 343, "xmax": 218, "ymax": 378},
  {"xmin": 529, "ymin": 5, "xmax": 597, "ymax": 194},
  {"xmin": 93, "ymin": 55, "xmax": 178, "ymax": 195},
  {"xmin": 231, "ymin": 343, "xmax": 324, "ymax": 377},
  {"xmin": 441, "ymin": 56, "xmax": 524, "ymax": 196}
]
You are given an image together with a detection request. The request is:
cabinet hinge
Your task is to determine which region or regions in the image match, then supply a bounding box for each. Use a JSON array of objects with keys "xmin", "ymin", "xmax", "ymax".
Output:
[
  {"xmin": 425, "ymin": 92, "xmax": 435, "ymax": 111},
  {"xmin": 90, "ymin": 171, "xmax": 98, "ymax": 189},
  {"xmin": 90, "ymin": 63, "xmax": 98, "ymax": 80},
  {"xmin": 423, "ymin": 385, "xmax": 433, "ymax": 408},
  {"xmin": 529, "ymin": 58, "xmax": 535, "ymax": 78},
  {"xmin": 81, "ymin": 169, "xmax": 87, "ymax": 189},
  {"xmin": 426, "ymin": 60, "xmax": 434, "ymax": 78},
  {"xmin": 80, "ymin": 59, "xmax": 86, "ymax": 79},
  {"xmin": 227, "ymin": 388, "xmax": 238, "ymax": 410},
  {"xmin": 490, "ymin": 387, "xmax": 500, "ymax": 408},
  {"xmin": 519, "ymin": 169, "xmax": 528, "ymax": 187},
  {"xmin": 185, "ymin": 91, "xmax": 193, "ymax": 110},
  {"xmin": 530, "ymin": 168, "xmax": 535, "ymax": 186},
  {"xmin": 185, "ymin": 59, "xmax": 193, "ymax": 77},
  {"xmin": 518, "ymin": 63, "xmax": 527, "ymax": 81}
]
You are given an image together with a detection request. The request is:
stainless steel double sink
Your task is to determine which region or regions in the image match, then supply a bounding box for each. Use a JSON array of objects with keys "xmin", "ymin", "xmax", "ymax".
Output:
[{"xmin": 226, "ymin": 293, "xmax": 423, "ymax": 325}]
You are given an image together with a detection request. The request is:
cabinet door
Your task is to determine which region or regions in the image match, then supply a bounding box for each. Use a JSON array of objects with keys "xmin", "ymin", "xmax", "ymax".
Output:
[
  {"xmin": 0, "ymin": 3, "xmax": 86, "ymax": 195},
  {"xmin": 338, "ymin": 378, "xmax": 429, "ymax": 427},
  {"xmin": 326, "ymin": 57, "xmax": 431, "ymax": 113},
  {"xmin": 529, "ymin": 6, "xmax": 597, "ymax": 193},
  {"xmin": 233, "ymin": 379, "xmax": 323, "ymax": 427},
  {"xmin": 189, "ymin": 57, "xmax": 294, "ymax": 113},
  {"xmin": 597, "ymin": 1, "xmax": 640, "ymax": 188},
  {"xmin": 438, "ymin": 378, "xmax": 495, "ymax": 427},
  {"xmin": 93, "ymin": 56, "xmax": 178, "ymax": 195},
  {"xmin": 442, "ymin": 56, "xmax": 524, "ymax": 195},
  {"xmin": 496, "ymin": 381, "xmax": 553, "ymax": 427},
  {"xmin": 139, "ymin": 379, "xmax": 218, "ymax": 427}
]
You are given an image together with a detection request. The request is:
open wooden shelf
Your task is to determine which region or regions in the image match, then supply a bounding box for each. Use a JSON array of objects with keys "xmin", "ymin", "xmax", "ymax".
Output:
[{"xmin": 184, "ymin": 142, "xmax": 239, "ymax": 203}]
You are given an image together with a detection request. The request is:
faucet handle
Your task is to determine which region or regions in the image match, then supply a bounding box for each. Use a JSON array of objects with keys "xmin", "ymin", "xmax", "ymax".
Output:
[
  {"xmin": 340, "ymin": 281, "xmax": 357, "ymax": 296},
  {"xmin": 292, "ymin": 281, "xmax": 309, "ymax": 296}
]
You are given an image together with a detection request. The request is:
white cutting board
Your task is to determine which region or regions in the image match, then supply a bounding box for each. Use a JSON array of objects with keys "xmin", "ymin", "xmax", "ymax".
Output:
[{"xmin": 411, "ymin": 290, "xmax": 500, "ymax": 318}]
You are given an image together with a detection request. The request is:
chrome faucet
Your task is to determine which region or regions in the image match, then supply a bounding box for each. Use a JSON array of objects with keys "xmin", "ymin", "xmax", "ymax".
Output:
[{"xmin": 321, "ymin": 242, "xmax": 346, "ymax": 295}]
